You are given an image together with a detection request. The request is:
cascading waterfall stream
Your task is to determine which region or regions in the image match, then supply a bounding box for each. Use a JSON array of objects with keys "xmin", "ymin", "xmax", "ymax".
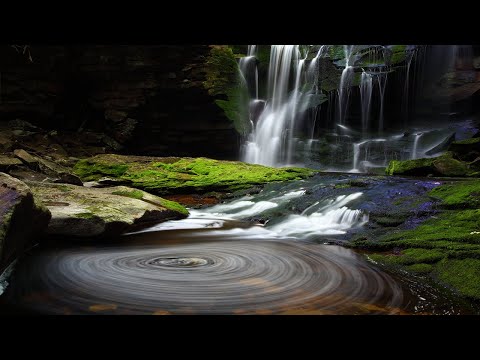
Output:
[
  {"xmin": 338, "ymin": 45, "xmax": 355, "ymax": 126},
  {"xmin": 242, "ymin": 45, "xmax": 303, "ymax": 166},
  {"xmin": 238, "ymin": 44, "xmax": 465, "ymax": 172},
  {"xmin": 377, "ymin": 72, "xmax": 388, "ymax": 133},
  {"xmin": 411, "ymin": 133, "xmax": 422, "ymax": 160},
  {"xmin": 360, "ymin": 70, "xmax": 373, "ymax": 135}
]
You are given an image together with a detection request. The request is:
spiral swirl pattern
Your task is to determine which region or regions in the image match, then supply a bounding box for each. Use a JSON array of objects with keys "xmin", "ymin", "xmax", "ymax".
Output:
[{"xmin": 15, "ymin": 240, "xmax": 404, "ymax": 314}]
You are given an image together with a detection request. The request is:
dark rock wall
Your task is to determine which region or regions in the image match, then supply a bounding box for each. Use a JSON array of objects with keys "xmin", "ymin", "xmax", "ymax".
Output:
[{"xmin": 0, "ymin": 45, "xmax": 240, "ymax": 159}]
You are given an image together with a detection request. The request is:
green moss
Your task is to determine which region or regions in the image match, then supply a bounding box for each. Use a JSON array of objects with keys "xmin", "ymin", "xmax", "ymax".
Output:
[
  {"xmin": 157, "ymin": 198, "xmax": 189, "ymax": 216},
  {"xmin": 203, "ymin": 46, "xmax": 250, "ymax": 135},
  {"xmin": 55, "ymin": 185, "xmax": 71, "ymax": 193},
  {"xmin": 386, "ymin": 153, "xmax": 473, "ymax": 177},
  {"xmin": 111, "ymin": 189, "xmax": 144, "ymax": 200},
  {"xmin": 389, "ymin": 45, "xmax": 407, "ymax": 64},
  {"xmin": 204, "ymin": 46, "xmax": 239, "ymax": 96},
  {"xmin": 379, "ymin": 210, "xmax": 480, "ymax": 244},
  {"xmin": 373, "ymin": 216, "xmax": 406, "ymax": 227},
  {"xmin": 73, "ymin": 160, "xmax": 129, "ymax": 181},
  {"xmin": 370, "ymin": 248, "xmax": 445, "ymax": 266},
  {"xmin": 256, "ymin": 45, "xmax": 271, "ymax": 64},
  {"xmin": 352, "ymin": 176, "xmax": 480, "ymax": 300},
  {"xmin": 73, "ymin": 154, "xmax": 316, "ymax": 196},
  {"xmin": 451, "ymin": 138, "xmax": 480, "ymax": 146},
  {"xmin": 432, "ymin": 156, "xmax": 470, "ymax": 177},
  {"xmin": 386, "ymin": 157, "xmax": 434, "ymax": 176},
  {"xmin": 407, "ymin": 263, "xmax": 434, "ymax": 274},
  {"xmin": 75, "ymin": 212, "xmax": 96, "ymax": 219},
  {"xmin": 429, "ymin": 181, "xmax": 480, "ymax": 209},
  {"xmin": 435, "ymin": 258, "xmax": 480, "ymax": 299},
  {"xmin": 328, "ymin": 45, "xmax": 345, "ymax": 60}
]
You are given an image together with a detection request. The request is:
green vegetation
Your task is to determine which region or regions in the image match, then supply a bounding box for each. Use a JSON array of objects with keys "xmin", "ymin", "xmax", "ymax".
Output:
[
  {"xmin": 386, "ymin": 152, "xmax": 475, "ymax": 177},
  {"xmin": 75, "ymin": 212, "xmax": 96, "ymax": 219},
  {"xmin": 389, "ymin": 45, "xmax": 407, "ymax": 64},
  {"xmin": 435, "ymin": 259, "xmax": 480, "ymax": 299},
  {"xmin": 351, "ymin": 180, "xmax": 480, "ymax": 300},
  {"xmin": 157, "ymin": 198, "xmax": 189, "ymax": 216},
  {"xmin": 386, "ymin": 157, "xmax": 434, "ymax": 176},
  {"xmin": 111, "ymin": 189, "xmax": 144, "ymax": 200},
  {"xmin": 328, "ymin": 45, "xmax": 345, "ymax": 60},
  {"xmin": 406, "ymin": 263, "xmax": 434, "ymax": 274},
  {"xmin": 429, "ymin": 181, "xmax": 480, "ymax": 209},
  {"xmin": 73, "ymin": 160, "xmax": 128, "ymax": 181},
  {"xmin": 451, "ymin": 137, "xmax": 480, "ymax": 146},
  {"xmin": 54, "ymin": 185, "xmax": 72, "ymax": 193},
  {"xmin": 74, "ymin": 154, "xmax": 316, "ymax": 196},
  {"xmin": 203, "ymin": 45, "xmax": 250, "ymax": 135}
]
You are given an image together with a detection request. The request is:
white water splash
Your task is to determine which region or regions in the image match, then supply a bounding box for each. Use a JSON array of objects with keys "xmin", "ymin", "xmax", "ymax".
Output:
[{"xmin": 132, "ymin": 190, "xmax": 367, "ymax": 240}]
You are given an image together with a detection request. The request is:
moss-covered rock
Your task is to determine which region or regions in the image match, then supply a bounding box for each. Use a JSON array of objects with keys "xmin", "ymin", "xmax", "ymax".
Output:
[
  {"xmin": 203, "ymin": 45, "xmax": 250, "ymax": 135},
  {"xmin": 28, "ymin": 182, "xmax": 188, "ymax": 238},
  {"xmin": 73, "ymin": 154, "xmax": 316, "ymax": 196},
  {"xmin": 448, "ymin": 137, "xmax": 480, "ymax": 162},
  {"xmin": 432, "ymin": 155, "xmax": 470, "ymax": 177},
  {"xmin": 386, "ymin": 157, "xmax": 435, "ymax": 176},
  {"xmin": 0, "ymin": 173, "xmax": 51, "ymax": 273},
  {"xmin": 386, "ymin": 153, "xmax": 476, "ymax": 177}
]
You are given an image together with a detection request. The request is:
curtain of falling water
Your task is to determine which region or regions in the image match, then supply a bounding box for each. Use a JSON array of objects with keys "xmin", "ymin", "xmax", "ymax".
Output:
[{"xmin": 242, "ymin": 45, "xmax": 302, "ymax": 166}]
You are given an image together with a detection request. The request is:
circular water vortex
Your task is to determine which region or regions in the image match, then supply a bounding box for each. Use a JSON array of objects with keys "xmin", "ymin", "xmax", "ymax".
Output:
[{"xmin": 12, "ymin": 240, "xmax": 404, "ymax": 314}]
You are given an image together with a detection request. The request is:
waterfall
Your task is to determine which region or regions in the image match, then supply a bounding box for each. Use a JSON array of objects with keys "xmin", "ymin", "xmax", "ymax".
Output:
[
  {"xmin": 352, "ymin": 142, "xmax": 361, "ymax": 172},
  {"xmin": 337, "ymin": 45, "xmax": 355, "ymax": 126},
  {"xmin": 242, "ymin": 45, "xmax": 306, "ymax": 166},
  {"xmin": 239, "ymin": 45, "xmax": 258, "ymax": 99},
  {"xmin": 411, "ymin": 133, "xmax": 422, "ymax": 160},
  {"xmin": 237, "ymin": 44, "xmax": 460, "ymax": 171},
  {"xmin": 377, "ymin": 72, "xmax": 388, "ymax": 133},
  {"xmin": 360, "ymin": 71, "xmax": 373, "ymax": 134}
]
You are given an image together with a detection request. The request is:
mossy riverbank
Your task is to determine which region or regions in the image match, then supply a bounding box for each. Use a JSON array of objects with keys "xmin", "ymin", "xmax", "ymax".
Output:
[
  {"xmin": 73, "ymin": 154, "xmax": 317, "ymax": 196},
  {"xmin": 350, "ymin": 179, "xmax": 480, "ymax": 301}
]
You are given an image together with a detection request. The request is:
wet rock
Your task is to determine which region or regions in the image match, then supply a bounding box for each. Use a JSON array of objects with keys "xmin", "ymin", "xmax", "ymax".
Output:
[
  {"xmin": 8, "ymin": 168, "xmax": 51, "ymax": 183},
  {"xmin": 83, "ymin": 177, "xmax": 128, "ymax": 188},
  {"xmin": 448, "ymin": 137, "xmax": 480, "ymax": 162},
  {"xmin": 7, "ymin": 119, "xmax": 40, "ymax": 132},
  {"xmin": 469, "ymin": 157, "xmax": 480, "ymax": 171},
  {"xmin": 424, "ymin": 133, "xmax": 456, "ymax": 156},
  {"xmin": 35, "ymin": 156, "xmax": 83, "ymax": 186},
  {"xmin": 112, "ymin": 118, "xmax": 137, "ymax": 144},
  {"xmin": 0, "ymin": 132, "xmax": 13, "ymax": 152},
  {"xmin": 0, "ymin": 173, "xmax": 51, "ymax": 272},
  {"xmin": 386, "ymin": 153, "xmax": 474, "ymax": 177},
  {"xmin": 105, "ymin": 109, "xmax": 128, "ymax": 123},
  {"xmin": 28, "ymin": 183, "xmax": 188, "ymax": 238},
  {"xmin": 102, "ymin": 135, "xmax": 123, "ymax": 151},
  {"xmin": 13, "ymin": 149, "xmax": 39, "ymax": 169},
  {"xmin": 386, "ymin": 157, "xmax": 435, "ymax": 177},
  {"xmin": 432, "ymin": 156, "xmax": 470, "ymax": 177},
  {"xmin": 0, "ymin": 156, "xmax": 22, "ymax": 171}
]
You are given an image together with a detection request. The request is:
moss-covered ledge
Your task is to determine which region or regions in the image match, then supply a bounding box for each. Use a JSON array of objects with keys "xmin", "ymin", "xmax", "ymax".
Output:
[
  {"xmin": 73, "ymin": 154, "xmax": 317, "ymax": 196},
  {"xmin": 386, "ymin": 152, "xmax": 477, "ymax": 177},
  {"xmin": 349, "ymin": 180, "xmax": 480, "ymax": 301}
]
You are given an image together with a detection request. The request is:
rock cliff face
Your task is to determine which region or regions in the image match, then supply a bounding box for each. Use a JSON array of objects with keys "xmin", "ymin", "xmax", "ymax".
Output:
[
  {"xmin": 0, "ymin": 173, "xmax": 51, "ymax": 273},
  {"xmin": 0, "ymin": 45, "xmax": 240, "ymax": 159}
]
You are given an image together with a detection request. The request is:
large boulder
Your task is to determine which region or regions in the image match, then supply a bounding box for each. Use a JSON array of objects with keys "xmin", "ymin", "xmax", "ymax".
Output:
[
  {"xmin": 0, "ymin": 173, "xmax": 51, "ymax": 273},
  {"xmin": 448, "ymin": 137, "xmax": 480, "ymax": 162},
  {"xmin": 72, "ymin": 154, "xmax": 316, "ymax": 196},
  {"xmin": 28, "ymin": 182, "xmax": 189, "ymax": 238},
  {"xmin": 386, "ymin": 153, "xmax": 474, "ymax": 177}
]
